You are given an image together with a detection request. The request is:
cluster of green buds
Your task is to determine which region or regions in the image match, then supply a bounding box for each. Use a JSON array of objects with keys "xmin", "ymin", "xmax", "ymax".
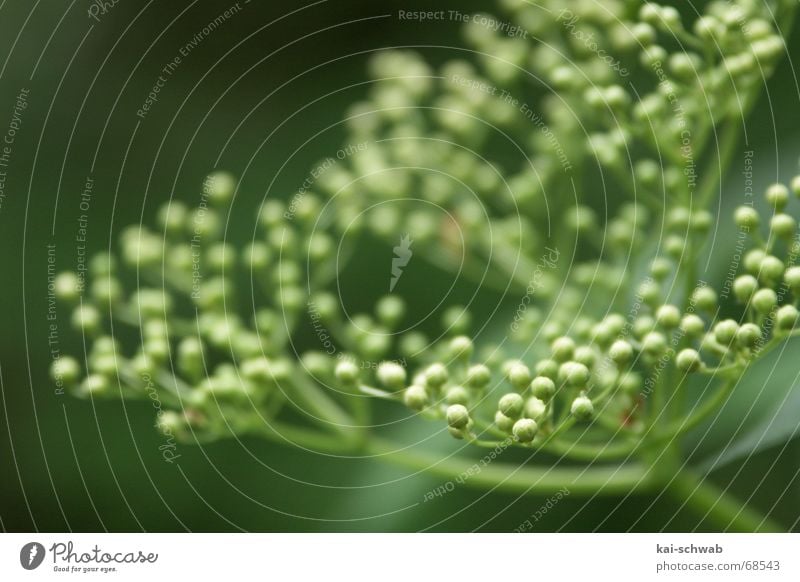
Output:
[
  {"xmin": 49, "ymin": 0, "xmax": 800, "ymax": 470},
  {"xmin": 48, "ymin": 172, "xmax": 359, "ymax": 441},
  {"xmin": 310, "ymin": 0, "xmax": 787, "ymax": 304},
  {"xmin": 383, "ymin": 176, "xmax": 800, "ymax": 456}
]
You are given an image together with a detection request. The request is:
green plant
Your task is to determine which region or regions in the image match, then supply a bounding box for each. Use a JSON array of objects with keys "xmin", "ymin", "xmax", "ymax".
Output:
[{"xmin": 50, "ymin": 0, "xmax": 800, "ymax": 531}]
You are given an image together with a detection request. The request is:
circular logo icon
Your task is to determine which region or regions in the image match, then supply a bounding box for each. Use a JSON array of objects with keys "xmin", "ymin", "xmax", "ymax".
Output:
[{"xmin": 20, "ymin": 542, "xmax": 45, "ymax": 570}]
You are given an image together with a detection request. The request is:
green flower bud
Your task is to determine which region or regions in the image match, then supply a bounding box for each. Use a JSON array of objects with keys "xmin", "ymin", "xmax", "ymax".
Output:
[
  {"xmin": 736, "ymin": 322, "xmax": 762, "ymax": 348},
  {"xmin": 53, "ymin": 272, "xmax": 82, "ymax": 302},
  {"xmin": 128, "ymin": 352, "xmax": 152, "ymax": 376},
  {"xmin": 80, "ymin": 374, "xmax": 109, "ymax": 397},
  {"xmin": 791, "ymin": 175, "xmax": 800, "ymax": 197},
  {"xmin": 206, "ymin": 243, "xmax": 236, "ymax": 273},
  {"xmin": 446, "ymin": 404, "xmax": 470, "ymax": 429},
  {"xmin": 591, "ymin": 323, "xmax": 615, "ymax": 348},
  {"xmin": 639, "ymin": 3, "xmax": 660, "ymax": 25},
  {"xmin": 445, "ymin": 385, "xmax": 469, "ymax": 406},
  {"xmin": 512, "ymin": 418, "xmax": 539, "ymax": 443},
  {"xmin": 573, "ymin": 346, "xmax": 597, "ymax": 368},
  {"xmin": 442, "ymin": 305, "xmax": 471, "ymax": 335},
  {"xmin": 93, "ymin": 337, "xmax": 120, "ymax": 356},
  {"xmin": 507, "ymin": 363, "xmax": 532, "ymax": 390},
  {"xmin": 571, "ymin": 395, "xmax": 594, "ymax": 421},
  {"xmin": 734, "ymin": 205, "xmax": 759, "ymax": 229},
  {"xmin": 335, "ymin": 360, "xmax": 359, "ymax": 385},
  {"xmin": 680, "ymin": 314, "xmax": 705, "ymax": 337},
  {"xmin": 72, "ymin": 305, "xmax": 101, "ymax": 334},
  {"xmin": 92, "ymin": 351, "xmax": 121, "ymax": 376},
  {"xmin": 714, "ymin": 319, "xmax": 739, "ymax": 345},
  {"xmin": 194, "ymin": 278, "xmax": 229, "ymax": 311},
  {"xmin": 550, "ymin": 336, "xmax": 575, "ymax": 362},
  {"xmin": 668, "ymin": 53, "xmax": 701, "ymax": 79},
  {"xmin": 143, "ymin": 319, "xmax": 169, "ymax": 341},
  {"xmin": 770, "ymin": 214, "xmax": 796, "ymax": 239},
  {"xmin": 241, "ymin": 357, "xmax": 273, "ymax": 384},
  {"xmin": 733, "ymin": 275, "xmax": 759, "ymax": 303},
  {"xmin": 535, "ymin": 359, "xmax": 559, "ymax": 379},
  {"xmin": 609, "ymin": 340, "xmax": 634, "ymax": 364},
  {"xmin": 259, "ymin": 200, "xmax": 285, "ymax": 230},
  {"xmin": 744, "ymin": 249, "xmax": 767, "ymax": 274},
  {"xmin": 558, "ymin": 361, "xmax": 590, "ymax": 387},
  {"xmin": 309, "ymin": 293, "xmax": 338, "ymax": 321},
  {"xmin": 498, "ymin": 392, "xmax": 525, "ymax": 418},
  {"xmin": 203, "ymin": 171, "xmax": 237, "ymax": 206},
  {"xmin": 494, "ymin": 410, "xmax": 514, "ymax": 433},
  {"xmin": 466, "ymin": 364, "xmax": 491, "ymax": 389},
  {"xmin": 676, "ymin": 348, "xmax": 703, "ymax": 372},
  {"xmin": 359, "ymin": 332, "xmax": 391, "ymax": 362},
  {"xmin": 90, "ymin": 278, "xmax": 122, "ymax": 306},
  {"xmin": 650, "ymin": 257, "xmax": 672, "ymax": 281},
  {"xmin": 759, "ymin": 255, "xmax": 785, "ymax": 284},
  {"xmin": 765, "ymin": 183, "xmax": 789, "ymax": 211},
  {"xmin": 633, "ymin": 315, "xmax": 656, "ymax": 339},
  {"xmin": 605, "ymin": 86, "xmax": 631, "ymax": 111},
  {"xmin": 90, "ymin": 252, "xmax": 116, "ymax": 276},
  {"xmin": 158, "ymin": 410, "xmax": 191, "ymax": 437},
  {"xmin": 448, "ymin": 335, "xmax": 474, "ymax": 360},
  {"xmin": 638, "ymin": 279, "xmax": 661, "ymax": 305},
  {"xmin": 542, "ymin": 322, "xmax": 563, "ymax": 343},
  {"xmin": 377, "ymin": 361, "xmax": 407, "ymax": 390},
  {"xmin": 777, "ymin": 304, "xmax": 799, "ymax": 330},
  {"xmin": 156, "ymin": 201, "xmax": 188, "ymax": 236},
  {"xmin": 529, "ymin": 376, "xmax": 555, "ymax": 401},
  {"xmin": 631, "ymin": 22, "xmax": 656, "ymax": 46},
  {"xmin": 692, "ymin": 286, "xmax": 718, "ymax": 312},
  {"xmin": 376, "ymin": 295, "xmax": 405, "ymax": 329},
  {"xmin": 302, "ymin": 352, "xmax": 332, "ymax": 378},
  {"xmin": 244, "ymin": 242, "xmax": 271, "ymax": 270},
  {"xmin": 785, "ymin": 266, "xmax": 800, "ymax": 292},
  {"xmin": 691, "ymin": 210, "xmax": 713, "ymax": 234},
  {"xmin": 404, "ymin": 385, "xmax": 428, "ymax": 410},
  {"xmin": 132, "ymin": 289, "xmax": 173, "ymax": 319},
  {"xmin": 50, "ymin": 356, "xmax": 81, "ymax": 385},
  {"xmin": 425, "ymin": 363, "xmax": 448, "ymax": 388},
  {"xmin": 233, "ymin": 332, "xmax": 264, "ymax": 360},
  {"xmin": 143, "ymin": 337, "xmax": 170, "ymax": 364},
  {"xmin": 664, "ymin": 236, "xmax": 685, "ymax": 259},
  {"xmin": 122, "ymin": 232, "xmax": 164, "ymax": 267},
  {"xmin": 399, "ymin": 331, "xmax": 428, "ymax": 358},
  {"xmin": 752, "ymin": 288, "xmax": 777, "ymax": 314},
  {"xmin": 448, "ymin": 427, "xmax": 466, "ymax": 440},
  {"xmin": 643, "ymin": 331, "xmax": 668, "ymax": 355},
  {"xmin": 524, "ymin": 396, "xmax": 546, "ymax": 420},
  {"xmin": 656, "ymin": 304, "xmax": 681, "ymax": 328},
  {"xmin": 667, "ymin": 207, "xmax": 691, "ymax": 231},
  {"xmin": 694, "ymin": 15, "xmax": 722, "ymax": 40}
]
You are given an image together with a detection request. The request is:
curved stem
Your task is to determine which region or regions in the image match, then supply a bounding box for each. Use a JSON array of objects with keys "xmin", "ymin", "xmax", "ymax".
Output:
[
  {"xmin": 658, "ymin": 379, "xmax": 737, "ymax": 441},
  {"xmin": 667, "ymin": 470, "xmax": 784, "ymax": 532},
  {"xmin": 366, "ymin": 437, "xmax": 657, "ymax": 496}
]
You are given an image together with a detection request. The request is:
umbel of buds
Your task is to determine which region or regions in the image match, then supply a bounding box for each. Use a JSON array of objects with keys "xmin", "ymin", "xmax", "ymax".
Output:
[{"xmin": 48, "ymin": 0, "xmax": 800, "ymax": 531}]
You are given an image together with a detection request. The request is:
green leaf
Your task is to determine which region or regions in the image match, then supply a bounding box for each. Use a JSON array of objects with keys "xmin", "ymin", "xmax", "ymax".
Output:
[{"xmin": 688, "ymin": 340, "xmax": 800, "ymax": 471}]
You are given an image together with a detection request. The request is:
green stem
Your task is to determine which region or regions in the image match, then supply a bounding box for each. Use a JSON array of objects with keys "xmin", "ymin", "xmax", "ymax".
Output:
[
  {"xmin": 291, "ymin": 375, "xmax": 356, "ymax": 431},
  {"xmin": 242, "ymin": 419, "xmax": 358, "ymax": 455},
  {"xmin": 366, "ymin": 437, "xmax": 656, "ymax": 496},
  {"xmin": 667, "ymin": 470, "xmax": 784, "ymax": 532},
  {"xmin": 658, "ymin": 379, "xmax": 737, "ymax": 441}
]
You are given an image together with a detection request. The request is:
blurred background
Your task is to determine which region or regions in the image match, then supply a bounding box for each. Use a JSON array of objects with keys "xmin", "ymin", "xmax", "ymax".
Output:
[{"xmin": 1, "ymin": 0, "xmax": 799, "ymax": 532}]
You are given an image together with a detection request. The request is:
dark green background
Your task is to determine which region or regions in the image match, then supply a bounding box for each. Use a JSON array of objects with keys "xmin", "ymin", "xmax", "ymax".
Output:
[{"xmin": 1, "ymin": 0, "xmax": 800, "ymax": 531}]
